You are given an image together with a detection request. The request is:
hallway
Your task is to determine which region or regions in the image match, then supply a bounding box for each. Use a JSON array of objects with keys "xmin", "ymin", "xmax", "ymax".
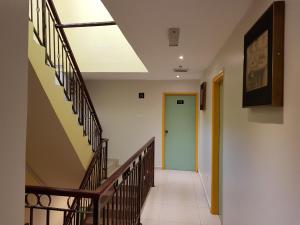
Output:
[{"xmin": 141, "ymin": 169, "xmax": 221, "ymax": 225}]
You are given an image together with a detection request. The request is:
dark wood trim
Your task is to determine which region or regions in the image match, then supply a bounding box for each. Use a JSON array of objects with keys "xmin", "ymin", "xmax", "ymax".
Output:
[
  {"xmin": 25, "ymin": 185, "xmax": 100, "ymax": 198},
  {"xmin": 272, "ymin": 1, "xmax": 285, "ymax": 106},
  {"xmin": 242, "ymin": 1, "xmax": 285, "ymax": 107},
  {"xmin": 56, "ymin": 21, "xmax": 116, "ymax": 29}
]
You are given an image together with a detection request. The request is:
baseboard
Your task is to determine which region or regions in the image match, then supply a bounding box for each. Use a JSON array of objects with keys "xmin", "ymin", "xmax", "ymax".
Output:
[{"xmin": 198, "ymin": 171, "xmax": 211, "ymax": 208}]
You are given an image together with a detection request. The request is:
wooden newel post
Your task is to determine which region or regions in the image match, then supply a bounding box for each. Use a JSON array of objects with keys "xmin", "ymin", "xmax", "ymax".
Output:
[
  {"xmin": 105, "ymin": 140, "xmax": 108, "ymax": 179},
  {"xmin": 93, "ymin": 197, "xmax": 99, "ymax": 225}
]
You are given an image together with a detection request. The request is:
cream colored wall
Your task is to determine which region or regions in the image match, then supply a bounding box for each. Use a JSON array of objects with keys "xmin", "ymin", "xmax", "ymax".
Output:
[
  {"xmin": 28, "ymin": 22, "xmax": 93, "ymax": 170},
  {"xmin": 0, "ymin": 1, "xmax": 28, "ymax": 225},
  {"xmin": 199, "ymin": 0, "xmax": 300, "ymax": 224},
  {"xmin": 26, "ymin": 165, "xmax": 45, "ymax": 186},
  {"xmin": 26, "ymin": 62, "xmax": 86, "ymax": 188},
  {"xmin": 87, "ymin": 80, "xmax": 200, "ymax": 167}
]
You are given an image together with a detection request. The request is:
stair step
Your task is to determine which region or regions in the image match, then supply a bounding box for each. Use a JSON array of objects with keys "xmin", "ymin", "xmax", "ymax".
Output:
[{"xmin": 107, "ymin": 158, "xmax": 119, "ymax": 176}]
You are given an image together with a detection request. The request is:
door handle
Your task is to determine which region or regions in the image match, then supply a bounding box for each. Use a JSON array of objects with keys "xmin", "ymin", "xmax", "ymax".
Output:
[{"xmin": 165, "ymin": 130, "xmax": 168, "ymax": 134}]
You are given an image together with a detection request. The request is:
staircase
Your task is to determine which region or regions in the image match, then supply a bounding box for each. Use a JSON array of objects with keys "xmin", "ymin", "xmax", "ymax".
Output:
[
  {"xmin": 27, "ymin": 0, "xmax": 106, "ymax": 182},
  {"xmin": 25, "ymin": 0, "xmax": 155, "ymax": 225},
  {"xmin": 29, "ymin": 0, "xmax": 103, "ymax": 151}
]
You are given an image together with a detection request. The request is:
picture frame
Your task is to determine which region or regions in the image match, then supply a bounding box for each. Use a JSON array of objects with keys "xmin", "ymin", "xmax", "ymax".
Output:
[
  {"xmin": 200, "ymin": 82, "xmax": 207, "ymax": 110},
  {"xmin": 243, "ymin": 1, "xmax": 285, "ymax": 107}
]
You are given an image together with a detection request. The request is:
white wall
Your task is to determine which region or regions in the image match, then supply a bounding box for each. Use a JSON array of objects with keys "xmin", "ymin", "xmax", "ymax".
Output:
[
  {"xmin": 0, "ymin": 0, "xmax": 28, "ymax": 225},
  {"xmin": 199, "ymin": 0, "xmax": 300, "ymax": 224},
  {"xmin": 87, "ymin": 80, "xmax": 200, "ymax": 167}
]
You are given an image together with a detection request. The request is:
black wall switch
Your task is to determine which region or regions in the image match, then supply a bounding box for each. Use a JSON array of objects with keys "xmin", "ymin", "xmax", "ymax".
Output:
[{"xmin": 139, "ymin": 93, "xmax": 145, "ymax": 99}]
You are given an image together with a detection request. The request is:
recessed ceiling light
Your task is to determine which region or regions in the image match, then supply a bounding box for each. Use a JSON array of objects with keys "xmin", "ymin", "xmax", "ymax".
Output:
[
  {"xmin": 176, "ymin": 75, "xmax": 180, "ymax": 78},
  {"xmin": 179, "ymin": 55, "xmax": 184, "ymax": 60}
]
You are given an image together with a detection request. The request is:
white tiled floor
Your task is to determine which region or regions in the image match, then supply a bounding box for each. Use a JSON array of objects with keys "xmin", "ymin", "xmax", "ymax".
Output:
[{"xmin": 141, "ymin": 169, "xmax": 221, "ymax": 225}]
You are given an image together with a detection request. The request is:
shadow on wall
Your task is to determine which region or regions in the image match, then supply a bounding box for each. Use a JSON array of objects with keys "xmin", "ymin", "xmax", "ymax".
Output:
[{"xmin": 247, "ymin": 107, "xmax": 284, "ymax": 124}]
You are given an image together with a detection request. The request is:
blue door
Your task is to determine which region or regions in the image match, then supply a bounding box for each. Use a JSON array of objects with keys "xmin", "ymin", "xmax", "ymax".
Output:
[{"xmin": 164, "ymin": 95, "xmax": 196, "ymax": 171}]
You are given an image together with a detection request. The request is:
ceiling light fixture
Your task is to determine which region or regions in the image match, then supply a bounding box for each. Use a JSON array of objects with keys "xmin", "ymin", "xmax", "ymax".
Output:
[{"xmin": 179, "ymin": 55, "xmax": 184, "ymax": 60}]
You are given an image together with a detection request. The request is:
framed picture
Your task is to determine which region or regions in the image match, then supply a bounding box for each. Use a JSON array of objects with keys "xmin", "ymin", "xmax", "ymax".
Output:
[
  {"xmin": 243, "ymin": 1, "xmax": 285, "ymax": 107},
  {"xmin": 200, "ymin": 82, "xmax": 207, "ymax": 110}
]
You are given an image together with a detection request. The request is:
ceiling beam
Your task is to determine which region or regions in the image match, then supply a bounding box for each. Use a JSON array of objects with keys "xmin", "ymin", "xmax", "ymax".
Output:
[{"xmin": 56, "ymin": 21, "xmax": 117, "ymax": 29}]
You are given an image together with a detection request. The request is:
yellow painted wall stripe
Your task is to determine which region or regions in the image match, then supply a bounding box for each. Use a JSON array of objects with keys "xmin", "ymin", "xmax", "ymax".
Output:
[{"xmin": 211, "ymin": 71, "xmax": 224, "ymax": 215}]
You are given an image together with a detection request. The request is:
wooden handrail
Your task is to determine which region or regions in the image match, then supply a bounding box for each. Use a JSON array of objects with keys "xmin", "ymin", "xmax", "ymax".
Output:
[{"xmin": 25, "ymin": 185, "xmax": 100, "ymax": 198}]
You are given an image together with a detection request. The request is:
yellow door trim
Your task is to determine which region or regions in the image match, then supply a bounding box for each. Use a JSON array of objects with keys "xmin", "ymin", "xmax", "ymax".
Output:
[
  {"xmin": 211, "ymin": 71, "xmax": 224, "ymax": 215},
  {"xmin": 162, "ymin": 92, "xmax": 199, "ymax": 172}
]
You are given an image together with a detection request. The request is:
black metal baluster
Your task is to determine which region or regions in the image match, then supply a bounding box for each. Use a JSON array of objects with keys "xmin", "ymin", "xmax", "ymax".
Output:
[
  {"xmin": 61, "ymin": 44, "xmax": 64, "ymax": 85},
  {"xmin": 92, "ymin": 120, "xmax": 95, "ymax": 150},
  {"xmin": 42, "ymin": 0, "xmax": 46, "ymax": 51},
  {"xmin": 105, "ymin": 140, "xmax": 108, "ymax": 178},
  {"xmin": 122, "ymin": 182, "xmax": 125, "ymax": 225},
  {"xmin": 36, "ymin": 0, "xmax": 40, "ymax": 37},
  {"xmin": 63, "ymin": 211, "xmax": 67, "ymax": 225},
  {"xmin": 46, "ymin": 209, "xmax": 50, "ymax": 225},
  {"xmin": 73, "ymin": 77, "xmax": 76, "ymax": 113},
  {"xmin": 66, "ymin": 59, "xmax": 71, "ymax": 100},
  {"xmin": 80, "ymin": 91, "xmax": 84, "ymax": 125},
  {"xmin": 83, "ymin": 101, "xmax": 87, "ymax": 135},
  {"xmin": 116, "ymin": 188, "xmax": 119, "ymax": 225},
  {"xmin": 138, "ymin": 156, "xmax": 142, "ymax": 224},
  {"xmin": 112, "ymin": 192, "xmax": 115, "ymax": 225},
  {"xmin": 130, "ymin": 170, "xmax": 133, "ymax": 225},
  {"xmin": 125, "ymin": 175, "xmax": 128, "ymax": 225},
  {"xmin": 56, "ymin": 39, "xmax": 60, "ymax": 80},
  {"xmin": 88, "ymin": 110, "xmax": 91, "ymax": 144},
  {"xmin": 53, "ymin": 21, "xmax": 56, "ymax": 67},
  {"xmin": 47, "ymin": 10, "xmax": 51, "ymax": 63},
  {"xmin": 76, "ymin": 203, "xmax": 79, "ymax": 225},
  {"xmin": 106, "ymin": 202, "xmax": 109, "ymax": 225},
  {"xmin": 29, "ymin": 208, "xmax": 33, "ymax": 225},
  {"xmin": 102, "ymin": 207, "xmax": 106, "ymax": 225},
  {"xmin": 64, "ymin": 49, "xmax": 68, "ymax": 95}
]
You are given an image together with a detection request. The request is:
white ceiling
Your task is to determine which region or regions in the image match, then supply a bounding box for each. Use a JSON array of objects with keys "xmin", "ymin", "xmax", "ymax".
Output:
[{"xmin": 55, "ymin": 0, "xmax": 253, "ymax": 80}]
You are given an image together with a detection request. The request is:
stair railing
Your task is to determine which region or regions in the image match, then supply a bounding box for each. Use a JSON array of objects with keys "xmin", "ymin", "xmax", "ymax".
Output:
[
  {"xmin": 79, "ymin": 139, "xmax": 109, "ymax": 191},
  {"xmin": 95, "ymin": 137, "xmax": 155, "ymax": 225},
  {"xmin": 63, "ymin": 138, "xmax": 108, "ymax": 225},
  {"xmin": 25, "ymin": 137, "xmax": 155, "ymax": 225},
  {"xmin": 29, "ymin": 0, "xmax": 102, "ymax": 152}
]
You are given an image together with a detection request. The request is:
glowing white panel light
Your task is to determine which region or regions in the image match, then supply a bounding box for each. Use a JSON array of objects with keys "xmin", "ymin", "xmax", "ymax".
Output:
[{"xmin": 52, "ymin": 0, "xmax": 148, "ymax": 73}]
